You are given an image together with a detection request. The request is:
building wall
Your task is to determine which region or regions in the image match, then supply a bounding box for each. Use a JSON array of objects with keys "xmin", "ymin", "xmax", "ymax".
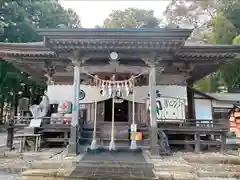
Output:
[
  {"xmin": 47, "ymin": 84, "xmax": 187, "ymax": 123},
  {"xmin": 193, "ymin": 93, "xmax": 233, "ymax": 120},
  {"xmin": 46, "ymin": 84, "xmax": 187, "ymax": 104}
]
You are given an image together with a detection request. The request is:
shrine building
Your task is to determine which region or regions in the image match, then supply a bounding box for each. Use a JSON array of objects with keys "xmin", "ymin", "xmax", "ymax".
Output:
[{"xmin": 1, "ymin": 28, "xmax": 240, "ymax": 155}]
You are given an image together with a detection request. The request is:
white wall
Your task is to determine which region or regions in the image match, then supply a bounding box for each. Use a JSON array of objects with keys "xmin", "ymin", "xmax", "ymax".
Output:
[{"xmin": 46, "ymin": 84, "xmax": 187, "ymax": 104}]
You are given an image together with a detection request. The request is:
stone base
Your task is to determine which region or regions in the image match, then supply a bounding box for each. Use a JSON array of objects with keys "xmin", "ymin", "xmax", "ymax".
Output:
[
  {"xmin": 109, "ymin": 140, "xmax": 116, "ymax": 151},
  {"xmin": 68, "ymin": 125, "xmax": 77, "ymax": 155},
  {"xmin": 150, "ymin": 145, "xmax": 159, "ymax": 156},
  {"xmin": 90, "ymin": 139, "xmax": 97, "ymax": 150}
]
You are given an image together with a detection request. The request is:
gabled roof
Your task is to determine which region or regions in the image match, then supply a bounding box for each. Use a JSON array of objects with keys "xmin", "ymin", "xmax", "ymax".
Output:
[
  {"xmin": 190, "ymin": 87, "xmax": 240, "ymax": 102},
  {"xmin": 206, "ymin": 93, "xmax": 240, "ymax": 102},
  {"xmin": 0, "ymin": 28, "xmax": 240, "ymax": 84}
]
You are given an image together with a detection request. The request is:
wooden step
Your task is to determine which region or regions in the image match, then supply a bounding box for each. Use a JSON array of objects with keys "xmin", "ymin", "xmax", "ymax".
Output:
[{"xmin": 45, "ymin": 138, "xmax": 69, "ymax": 143}]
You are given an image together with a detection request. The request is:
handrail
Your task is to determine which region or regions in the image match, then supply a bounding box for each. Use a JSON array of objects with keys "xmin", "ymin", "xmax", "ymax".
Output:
[{"xmin": 157, "ymin": 118, "xmax": 229, "ymax": 130}]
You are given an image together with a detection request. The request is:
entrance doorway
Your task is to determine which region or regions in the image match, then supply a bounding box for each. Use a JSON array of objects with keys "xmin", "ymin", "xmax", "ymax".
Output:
[{"xmin": 104, "ymin": 98, "xmax": 129, "ymax": 122}]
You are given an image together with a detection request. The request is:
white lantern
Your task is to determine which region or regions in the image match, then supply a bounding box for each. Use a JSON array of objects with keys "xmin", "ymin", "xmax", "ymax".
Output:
[
  {"xmin": 117, "ymin": 83, "xmax": 121, "ymax": 92},
  {"xmin": 100, "ymin": 81, "xmax": 105, "ymax": 96},
  {"xmin": 125, "ymin": 82, "xmax": 129, "ymax": 96}
]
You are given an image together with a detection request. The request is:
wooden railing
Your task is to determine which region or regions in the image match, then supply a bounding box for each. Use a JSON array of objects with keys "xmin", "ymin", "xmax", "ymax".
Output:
[
  {"xmin": 7, "ymin": 116, "xmax": 73, "ymax": 149},
  {"xmin": 157, "ymin": 118, "xmax": 229, "ymax": 131}
]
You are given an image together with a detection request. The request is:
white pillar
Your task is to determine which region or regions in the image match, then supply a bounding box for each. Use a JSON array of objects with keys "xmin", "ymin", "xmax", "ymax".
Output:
[
  {"xmin": 149, "ymin": 65, "xmax": 159, "ymax": 155},
  {"xmin": 90, "ymin": 100, "xmax": 97, "ymax": 149},
  {"xmin": 130, "ymin": 82, "xmax": 137, "ymax": 149},
  {"xmin": 109, "ymin": 96, "xmax": 116, "ymax": 150},
  {"xmin": 68, "ymin": 62, "xmax": 80, "ymax": 155}
]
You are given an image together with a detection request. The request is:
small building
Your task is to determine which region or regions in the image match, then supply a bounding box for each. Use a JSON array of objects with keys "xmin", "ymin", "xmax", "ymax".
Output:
[{"xmin": 191, "ymin": 89, "xmax": 240, "ymax": 146}]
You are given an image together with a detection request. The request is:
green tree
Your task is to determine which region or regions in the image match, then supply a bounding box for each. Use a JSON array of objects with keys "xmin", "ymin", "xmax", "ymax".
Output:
[
  {"xmin": 0, "ymin": 0, "xmax": 81, "ymax": 42},
  {"xmin": 193, "ymin": 74, "xmax": 220, "ymax": 92},
  {"xmin": 100, "ymin": 8, "xmax": 160, "ymax": 28},
  {"xmin": 0, "ymin": 0, "xmax": 81, "ymax": 123},
  {"xmin": 164, "ymin": 0, "xmax": 240, "ymax": 92}
]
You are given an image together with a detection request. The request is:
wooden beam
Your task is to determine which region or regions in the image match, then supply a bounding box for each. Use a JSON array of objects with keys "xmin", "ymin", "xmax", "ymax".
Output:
[{"xmin": 81, "ymin": 65, "xmax": 149, "ymax": 74}]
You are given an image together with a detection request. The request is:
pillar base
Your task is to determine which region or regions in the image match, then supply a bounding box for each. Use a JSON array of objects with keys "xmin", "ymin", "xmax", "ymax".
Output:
[
  {"xmin": 68, "ymin": 126, "xmax": 77, "ymax": 155},
  {"xmin": 68, "ymin": 142, "xmax": 77, "ymax": 155},
  {"xmin": 90, "ymin": 139, "xmax": 97, "ymax": 150},
  {"xmin": 150, "ymin": 127, "xmax": 159, "ymax": 156},
  {"xmin": 109, "ymin": 140, "xmax": 116, "ymax": 151},
  {"xmin": 150, "ymin": 145, "xmax": 159, "ymax": 156},
  {"xmin": 130, "ymin": 140, "xmax": 137, "ymax": 150}
]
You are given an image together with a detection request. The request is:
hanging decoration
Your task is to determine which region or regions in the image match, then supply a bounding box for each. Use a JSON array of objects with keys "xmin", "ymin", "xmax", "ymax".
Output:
[{"xmin": 82, "ymin": 68, "xmax": 148, "ymax": 98}]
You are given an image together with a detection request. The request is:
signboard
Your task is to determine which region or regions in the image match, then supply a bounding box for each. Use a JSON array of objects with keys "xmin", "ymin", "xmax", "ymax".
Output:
[
  {"xmin": 147, "ymin": 96, "xmax": 185, "ymax": 121},
  {"xmin": 29, "ymin": 119, "xmax": 42, "ymax": 127},
  {"xmin": 131, "ymin": 132, "xmax": 142, "ymax": 141}
]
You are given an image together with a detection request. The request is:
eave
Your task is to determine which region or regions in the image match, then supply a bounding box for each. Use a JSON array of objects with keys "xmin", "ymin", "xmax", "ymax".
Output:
[
  {"xmin": 0, "ymin": 42, "xmax": 56, "ymax": 57},
  {"xmin": 1, "ymin": 41, "xmax": 240, "ymax": 85},
  {"xmin": 36, "ymin": 28, "xmax": 193, "ymax": 52},
  {"xmin": 36, "ymin": 28, "xmax": 193, "ymax": 40},
  {"xmin": 47, "ymin": 39, "xmax": 183, "ymax": 52}
]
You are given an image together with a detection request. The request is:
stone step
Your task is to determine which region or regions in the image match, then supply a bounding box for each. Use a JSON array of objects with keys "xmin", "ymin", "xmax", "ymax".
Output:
[
  {"xmin": 71, "ymin": 166, "xmax": 157, "ymax": 180},
  {"xmin": 183, "ymin": 154, "xmax": 240, "ymax": 165},
  {"xmin": 189, "ymin": 163, "xmax": 240, "ymax": 172},
  {"xmin": 21, "ymin": 168, "xmax": 74, "ymax": 178},
  {"xmin": 75, "ymin": 160, "xmax": 154, "ymax": 168},
  {"xmin": 155, "ymin": 171, "xmax": 199, "ymax": 180},
  {"xmin": 197, "ymin": 171, "xmax": 240, "ymax": 178},
  {"xmin": 154, "ymin": 164, "xmax": 193, "ymax": 173},
  {"xmin": 30, "ymin": 160, "xmax": 72, "ymax": 169}
]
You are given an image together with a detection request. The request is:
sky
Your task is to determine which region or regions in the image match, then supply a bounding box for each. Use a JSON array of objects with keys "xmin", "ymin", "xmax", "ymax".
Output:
[{"xmin": 59, "ymin": 1, "xmax": 171, "ymax": 28}]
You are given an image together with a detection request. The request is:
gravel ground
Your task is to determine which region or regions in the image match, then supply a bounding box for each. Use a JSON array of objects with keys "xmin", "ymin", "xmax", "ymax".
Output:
[
  {"xmin": 0, "ymin": 173, "xmax": 18, "ymax": 180},
  {"xmin": 199, "ymin": 178, "xmax": 238, "ymax": 180},
  {"xmin": 0, "ymin": 146, "xmax": 65, "ymax": 180}
]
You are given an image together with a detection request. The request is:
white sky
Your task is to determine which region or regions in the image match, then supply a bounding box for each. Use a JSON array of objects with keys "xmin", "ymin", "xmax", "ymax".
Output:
[{"xmin": 59, "ymin": 1, "xmax": 171, "ymax": 28}]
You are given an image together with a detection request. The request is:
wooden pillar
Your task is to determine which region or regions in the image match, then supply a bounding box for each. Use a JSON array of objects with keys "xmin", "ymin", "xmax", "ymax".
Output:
[
  {"xmin": 68, "ymin": 53, "xmax": 81, "ymax": 155},
  {"xmin": 220, "ymin": 132, "xmax": 226, "ymax": 153},
  {"xmin": 149, "ymin": 65, "xmax": 159, "ymax": 155},
  {"xmin": 194, "ymin": 132, "xmax": 200, "ymax": 153},
  {"xmin": 187, "ymin": 87, "xmax": 195, "ymax": 119}
]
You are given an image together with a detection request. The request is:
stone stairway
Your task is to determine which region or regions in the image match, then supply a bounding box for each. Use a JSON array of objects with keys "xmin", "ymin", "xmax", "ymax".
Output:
[{"xmin": 20, "ymin": 148, "xmax": 157, "ymax": 180}]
